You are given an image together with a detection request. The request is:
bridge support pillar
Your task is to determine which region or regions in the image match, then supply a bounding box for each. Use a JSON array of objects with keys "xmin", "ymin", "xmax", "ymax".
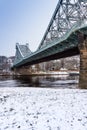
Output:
[
  {"xmin": 79, "ymin": 36, "xmax": 87, "ymax": 88},
  {"xmin": 13, "ymin": 66, "xmax": 32, "ymax": 75}
]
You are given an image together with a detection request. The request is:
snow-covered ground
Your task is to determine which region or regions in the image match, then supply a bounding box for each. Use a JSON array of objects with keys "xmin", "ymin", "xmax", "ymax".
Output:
[{"xmin": 0, "ymin": 87, "xmax": 87, "ymax": 130}]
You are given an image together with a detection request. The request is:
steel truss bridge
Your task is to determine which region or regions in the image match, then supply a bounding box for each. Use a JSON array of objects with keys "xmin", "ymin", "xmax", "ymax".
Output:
[{"xmin": 13, "ymin": 0, "xmax": 87, "ymax": 68}]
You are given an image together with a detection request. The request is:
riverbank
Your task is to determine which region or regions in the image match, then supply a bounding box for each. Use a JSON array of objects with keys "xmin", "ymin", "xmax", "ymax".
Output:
[
  {"xmin": 0, "ymin": 70, "xmax": 79, "ymax": 76},
  {"xmin": 0, "ymin": 87, "xmax": 87, "ymax": 130}
]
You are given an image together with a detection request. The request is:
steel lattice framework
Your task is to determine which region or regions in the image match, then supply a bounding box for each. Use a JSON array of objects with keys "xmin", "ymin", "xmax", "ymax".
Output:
[
  {"xmin": 14, "ymin": 43, "xmax": 32, "ymax": 65},
  {"xmin": 38, "ymin": 0, "xmax": 87, "ymax": 49},
  {"xmin": 13, "ymin": 0, "xmax": 87, "ymax": 68}
]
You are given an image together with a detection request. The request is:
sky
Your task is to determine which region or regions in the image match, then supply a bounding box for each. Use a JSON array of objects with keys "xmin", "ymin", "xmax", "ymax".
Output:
[{"xmin": 0, "ymin": 0, "xmax": 58, "ymax": 57}]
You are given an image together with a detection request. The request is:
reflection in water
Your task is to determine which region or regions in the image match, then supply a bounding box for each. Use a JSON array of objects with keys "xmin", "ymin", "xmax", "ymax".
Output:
[{"xmin": 0, "ymin": 75, "xmax": 79, "ymax": 89}]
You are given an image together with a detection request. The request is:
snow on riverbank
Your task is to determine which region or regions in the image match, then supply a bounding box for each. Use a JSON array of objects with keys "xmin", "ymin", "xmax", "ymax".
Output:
[{"xmin": 0, "ymin": 87, "xmax": 87, "ymax": 130}]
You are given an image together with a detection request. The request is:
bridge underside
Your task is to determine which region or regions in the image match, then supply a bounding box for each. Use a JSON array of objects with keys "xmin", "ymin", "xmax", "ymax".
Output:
[{"xmin": 18, "ymin": 47, "xmax": 79, "ymax": 67}]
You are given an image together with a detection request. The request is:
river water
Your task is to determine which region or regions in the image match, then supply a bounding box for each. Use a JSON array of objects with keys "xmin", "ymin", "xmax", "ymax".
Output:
[{"xmin": 0, "ymin": 74, "xmax": 79, "ymax": 89}]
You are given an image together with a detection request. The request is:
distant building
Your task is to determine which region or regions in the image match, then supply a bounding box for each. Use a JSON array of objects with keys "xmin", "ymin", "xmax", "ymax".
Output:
[
  {"xmin": 7, "ymin": 56, "xmax": 15, "ymax": 67},
  {"xmin": 0, "ymin": 56, "xmax": 15, "ymax": 74},
  {"xmin": 0, "ymin": 56, "xmax": 7, "ymax": 64}
]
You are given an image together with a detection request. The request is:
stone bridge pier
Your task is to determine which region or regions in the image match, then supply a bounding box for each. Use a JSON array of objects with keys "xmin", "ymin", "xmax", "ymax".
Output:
[
  {"xmin": 14, "ymin": 66, "xmax": 32, "ymax": 75},
  {"xmin": 78, "ymin": 34, "xmax": 87, "ymax": 88}
]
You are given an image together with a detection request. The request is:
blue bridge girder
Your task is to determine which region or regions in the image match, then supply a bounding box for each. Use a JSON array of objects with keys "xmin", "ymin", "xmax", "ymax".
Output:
[{"xmin": 13, "ymin": 0, "xmax": 87, "ymax": 68}]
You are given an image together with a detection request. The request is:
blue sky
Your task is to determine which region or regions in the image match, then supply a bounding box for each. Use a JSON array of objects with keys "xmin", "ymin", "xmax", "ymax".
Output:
[{"xmin": 0, "ymin": 0, "xmax": 58, "ymax": 56}]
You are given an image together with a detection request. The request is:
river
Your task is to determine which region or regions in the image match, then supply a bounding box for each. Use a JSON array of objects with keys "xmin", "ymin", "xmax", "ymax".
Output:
[{"xmin": 0, "ymin": 74, "xmax": 79, "ymax": 88}]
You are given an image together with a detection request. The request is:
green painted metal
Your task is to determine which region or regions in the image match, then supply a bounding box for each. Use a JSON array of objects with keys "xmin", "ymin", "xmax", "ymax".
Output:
[
  {"xmin": 13, "ymin": 20, "xmax": 87, "ymax": 68},
  {"xmin": 13, "ymin": 0, "xmax": 87, "ymax": 68}
]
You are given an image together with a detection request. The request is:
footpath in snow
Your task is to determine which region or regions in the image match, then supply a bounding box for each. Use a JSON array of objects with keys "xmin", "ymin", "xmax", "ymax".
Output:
[{"xmin": 0, "ymin": 87, "xmax": 87, "ymax": 130}]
